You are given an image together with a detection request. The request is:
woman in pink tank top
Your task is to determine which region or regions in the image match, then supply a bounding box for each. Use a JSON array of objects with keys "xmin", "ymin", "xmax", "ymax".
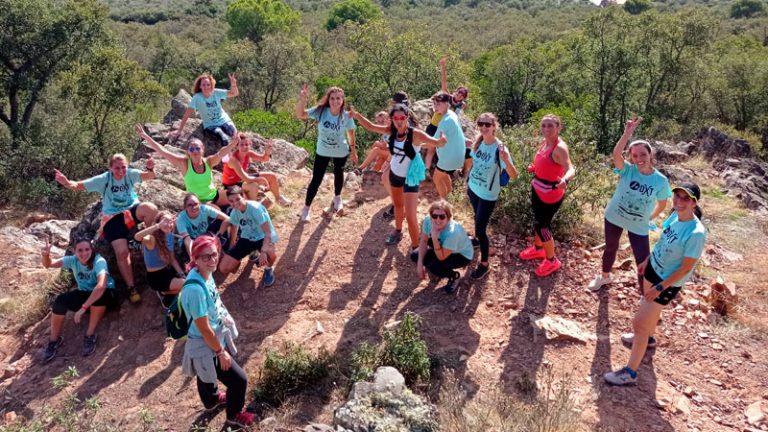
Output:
[{"xmin": 518, "ymin": 114, "xmax": 576, "ymax": 277}]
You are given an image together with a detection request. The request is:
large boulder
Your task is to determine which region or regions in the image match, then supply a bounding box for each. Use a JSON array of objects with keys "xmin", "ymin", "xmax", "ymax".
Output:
[
  {"xmin": 411, "ymin": 98, "xmax": 477, "ymax": 140},
  {"xmin": 333, "ymin": 367, "xmax": 437, "ymax": 432},
  {"xmin": 162, "ymin": 89, "xmax": 194, "ymax": 124},
  {"xmin": 25, "ymin": 220, "xmax": 78, "ymax": 248},
  {"xmin": 692, "ymin": 127, "xmax": 754, "ymax": 160}
]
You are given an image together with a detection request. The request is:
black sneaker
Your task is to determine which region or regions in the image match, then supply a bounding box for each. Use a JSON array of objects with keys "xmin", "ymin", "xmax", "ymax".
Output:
[
  {"xmin": 43, "ymin": 336, "xmax": 63, "ymax": 363},
  {"xmin": 409, "ymin": 247, "xmax": 419, "ymax": 262},
  {"xmin": 442, "ymin": 271, "xmax": 460, "ymax": 294},
  {"xmin": 382, "ymin": 205, "xmax": 395, "ymax": 220},
  {"xmin": 470, "ymin": 264, "xmax": 490, "ymax": 280},
  {"xmin": 82, "ymin": 334, "xmax": 97, "ymax": 357}
]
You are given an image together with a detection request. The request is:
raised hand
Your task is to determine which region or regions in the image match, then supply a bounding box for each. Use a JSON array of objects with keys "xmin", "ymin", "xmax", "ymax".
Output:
[
  {"xmin": 134, "ymin": 123, "xmax": 147, "ymax": 138},
  {"xmin": 41, "ymin": 237, "xmax": 52, "ymax": 256},
  {"xmin": 145, "ymin": 154, "xmax": 155, "ymax": 171},
  {"xmin": 298, "ymin": 83, "xmax": 309, "ymax": 100},
  {"xmin": 499, "ymin": 144, "xmax": 512, "ymax": 163},
  {"xmin": 228, "ymin": 73, "xmax": 237, "ymax": 86},
  {"xmin": 347, "ymin": 106, "xmax": 359, "ymax": 119},
  {"xmin": 624, "ymin": 113, "xmax": 643, "ymax": 135},
  {"xmin": 439, "ymin": 56, "xmax": 448, "ymax": 67},
  {"xmin": 53, "ymin": 168, "xmax": 69, "ymax": 186}
]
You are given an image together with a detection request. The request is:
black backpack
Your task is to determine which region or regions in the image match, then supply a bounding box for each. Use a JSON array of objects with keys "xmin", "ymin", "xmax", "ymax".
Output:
[
  {"xmin": 388, "ymin": 127, "xmax": 416, "ymax": 161},
  {"xmin": 165, "ymin": 279, "xmax": 206, "ymax": 340}
]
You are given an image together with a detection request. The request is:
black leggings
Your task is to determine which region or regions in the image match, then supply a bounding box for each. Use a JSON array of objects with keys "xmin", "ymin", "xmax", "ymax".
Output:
[
  {"xmin": 602, "ymin": 219, "xmax": 650, "ymax": 289},
  {"xmin": 410, "ymin": 239, "xmax": 471, "ymax": 279},
  {"xmin": 531, "ymin": 187, "xmax": 563, "ymax": 242},
  {"xmin": 196, "ymin": 355, "xmax": 248, "ymax": 420},
  {"xmin": 305, "ymin": 155, "xmax": 348, "ymax": 206},
  {"xmin": 468, "ymin": 187, "xmax": 497, "ymax": 262}
]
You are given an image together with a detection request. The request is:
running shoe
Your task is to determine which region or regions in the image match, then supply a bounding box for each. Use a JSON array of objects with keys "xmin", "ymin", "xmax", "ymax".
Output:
[
  {"xmin": 519, "ymin": 246, "xmax": 546, "ymax": 261},
  {"xmin": 300, "ymin": 206, "xmax": 311, "ymax": 223},
  {"xmin": 385, "ymin": 231, "xmax": 402, "ymax": 245},
  {"xmin": 534, "ymin": 258, "xmax": 561, "ymax": 277},
  {"xmin": 620, "ymin": 333, "xmax": 657, "ymax": 349},
  {"xmin": 409, "ymin": 247, "xmax": 419, "ymax": 262},
  {"xmin": 43, "ymin": 336, "xmax": 63, "ymax": 363},
  {"xmin": 442, "ymin": 271, "xmax": 461, "ymax": 294},
  {"xmin": 263, "ymin": 267, "xmax": 275, "ymax": 287},
  {"xmin": 203, "ymin": 391, "xmax": 227, "ymax": 412},
  {"xmin": 382, "ymin": 205, "xmax": 395, "ymax": 220},
  {"xmin": 470, "ymin": 264, "xmax": 490, "ymax": 280},
  {"xmin": 277, "ymin": 196, "xmax": 293, "ymax": 207},
  {"xmin": 333, "ymin": 196, "xmax": 343, "ymax": 212},
  {"xmin": 604, "ymin": 367, "xmax": 638, "ymax": 386},
  {"xmin": 225, "ymin": 411, "xmax": 255, "ymax": 428},
  {"xmin": 82, "ymin": 334, "xmax": 97, "ymax": 357},
  {"xmin": 588, "ymin": 274, "xmax": 614, "ymax": 292}
]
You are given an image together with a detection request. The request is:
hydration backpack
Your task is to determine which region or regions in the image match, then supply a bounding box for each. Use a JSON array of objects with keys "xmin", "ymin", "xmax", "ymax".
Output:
[{"xmin": 165, "ymin": 279, "xmax": 206, "ymax": 340}]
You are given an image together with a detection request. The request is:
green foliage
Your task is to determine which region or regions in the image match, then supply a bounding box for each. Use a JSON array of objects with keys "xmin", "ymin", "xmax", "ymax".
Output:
[
  {"xmin": 624, "ymin": 0, "xmax": 651, "ymax": 15},
  {"xmin": 731, "ymin": 0, "xmax": 765, "ymax": 18},
  {"xmin": 253, "ymin": 342, "xmax": 332, "ymax": 404},
  {"xmin": 349, "ymin": 312, "xmax": 431, "ymax": 386},
  {"xmin": 226, "ymin": 0, "xmax": 301, "ymax": 42},
  {"xmin": 325, "ymin": 0, "xmax": 383, "ymax": 31}
]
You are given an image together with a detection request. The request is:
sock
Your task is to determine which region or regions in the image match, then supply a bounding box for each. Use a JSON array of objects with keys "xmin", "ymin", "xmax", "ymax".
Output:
[{"xmin": 624, "ymin": 366, "xmax": 637, "ymax": 378}]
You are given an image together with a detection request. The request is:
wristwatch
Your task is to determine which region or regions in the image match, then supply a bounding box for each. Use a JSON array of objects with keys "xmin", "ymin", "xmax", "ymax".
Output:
[{"xmin": 654, "ymin": 284, "xmax": 664, "ymax": 292}]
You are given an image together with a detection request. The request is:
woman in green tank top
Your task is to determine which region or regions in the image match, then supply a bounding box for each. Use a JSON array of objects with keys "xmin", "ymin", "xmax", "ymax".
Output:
[{"xmin": 136, "ymin": 125, "xmax": 236, "ymax": 208}]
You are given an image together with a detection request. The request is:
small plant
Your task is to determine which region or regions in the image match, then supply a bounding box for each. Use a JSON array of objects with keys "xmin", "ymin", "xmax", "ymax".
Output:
[
  {"xmin": 50, "ymin": 366, "xmax": 79, "ymax": 390},
  {"xmin": 349, "ymin": 341, "xmax": 378, "ymax": 383},
  {"xmin": 253, "ymin": 342, "xmax": 332, "ymax": 404}
]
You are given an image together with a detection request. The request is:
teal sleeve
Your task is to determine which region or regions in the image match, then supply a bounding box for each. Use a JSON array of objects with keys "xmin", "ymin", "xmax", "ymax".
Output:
[
  {"xmin": 618, "ymin": 163, "xmax": 632, "ymax": 177},
  {"xmin": 176, "ymin": 217, "xmax": 189, "ymax": 235},
  {"xmin": 346, "ymin": 115, "xmax": 356, "ymax": 131},
  {"xmin": 684, "ymin": 231, "xmax": 706, "ymax": 260},
  {"xmin": 93, "ymin": 257, "xmax": 109, "ymax": 276},
  {"xmin": 254, "ymin": 204, "xmax": 269, "ymax": 225},
  {"xmin": 188, "ymin": 95, "xmax": 200, "ymax": 111},
  {"xmin": 307, "ymin": 107, "xmax": 319, "ymax": 121},
  {"xmin": 215, "ymin": 88, "xmax": 228, "ymax": 101},
  {"xmin": 181, "ymin": 284, "xmax": 209, "ymax": 320},
  {"xmin": 658, "ymin": 179, "xmax": 672, "ymax": 200},
  {"xmin": 128, "ymin": 168, "xmax": 142, "ymax": 185},
  {"xmin": 82, "ymin": 172, "xmax": 108, "ymax": 194},
  {"xmin": 62, "ymin": 255, "xmax": 75, "ymax": 270}
]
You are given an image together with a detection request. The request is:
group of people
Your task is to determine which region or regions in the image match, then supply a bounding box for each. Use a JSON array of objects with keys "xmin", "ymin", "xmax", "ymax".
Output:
[{"xmin": 40, "ymin": 63, "xmax": 707, "ymax": 427}]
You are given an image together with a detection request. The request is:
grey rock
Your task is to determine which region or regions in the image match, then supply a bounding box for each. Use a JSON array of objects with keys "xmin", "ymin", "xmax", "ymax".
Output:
[
  {"xmin": 373, "ymin": 366, "xmax": 406, "ymax": 396},
  {"xmin": 162, "ymin": 89, "xmax": 193, "ymax": 124},
  {"xmin": 303, "ymin": 424, "xmax": 336, "ymax": 432},
  {"xmin": 411, "ymin": 98, "xmax": 477, "ymax": 140},
  {"xmin": 25, "ymin": 220, "xmax": 78, "ymax": 247}
]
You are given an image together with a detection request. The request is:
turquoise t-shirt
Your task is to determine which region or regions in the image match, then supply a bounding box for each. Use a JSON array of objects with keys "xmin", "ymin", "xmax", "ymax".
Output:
[
  {"xmin": 229, "ymin": 201, "xmax": 279, "ymax": 243},
  {"xmin": 62, "ymin": 255, "xmax": 115, "ymax": 291},
  {"xmin": 421, "ymin": 217, "xmax": 474, "ymax": 260},
  {"xmin": 177, "ymin": 204, "xmax": 219, "ymax": 239},
  {"xmin": 604, "ymin": 163, "xmax": 672, "ymax": 236},
  {"xmin": 307, "ymin": 106, "xmax": 356, "ymax": 158},
  {"xmin": 650, "ymin": 212, "xmax": 707, "ymax": 286},
  {"xmin": 188, "ymin": 89, "xmax": 232, "ymax": 129},
  {"xmin": 82, "ymin": 169, "xmax": 142, "ymax": 216},
  {"xmin": 434, "ymin": 110, "xmax": 465, "ymax": 171},
  {"xmin": 181, "ymin": 269, "xmax": 230, "ymax": 342},
  {"xmin": 468, "ymin": 140, "xmax": 509, "ymax": 201}
]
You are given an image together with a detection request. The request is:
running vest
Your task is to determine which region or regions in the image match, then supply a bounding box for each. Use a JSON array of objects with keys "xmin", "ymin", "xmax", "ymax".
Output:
[
  {"xmin": 531, "ymin": 142, "xmax": 566, "ymax": 204},
  {"xmin": 184, "ymin": 159, "xmax": 217, "ymax": 202},
  {"xmin": 222, "ymin": 152, "xmax": 251, "ymax": 186}
]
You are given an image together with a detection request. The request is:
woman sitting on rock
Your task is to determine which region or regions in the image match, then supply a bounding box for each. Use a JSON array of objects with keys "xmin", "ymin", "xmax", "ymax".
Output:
[
  {"xmin": 221, "ymin": 133, "xmax": 291, "ymax": 208},
  {"xmin": 604, "ymin": 183, "xmax": 706, "ymax": 386},
  {"xmin": 180, "ymin": 235, "xmax": 253, "ymax": 428},
  {"xmin": 171, "ymin": 73, "xmax": 239, "ymax": 145},
  {"xmin": 218, "ymin": 186, "xmax": 278, "ymax": 287},
  {"xmin": 54, "ymin": 154, "xmax": 158, "ymax": 304},
  {"xmin": 413, "ymin": 200, "xmax": 474, "ymax": 294},
  {"xmin": 136, "ymin": 124, "xmax": 235, "ymax": 208},
  {"xmin": 176, "ymin": 193, "xmax": 231, "ymax": 256},
  {"xmin": 588, "ymin": 115, "xmax": 671, "ymax": 293},
  {"xmin": 41, "ymin": 238, "xmax": 119, "ymax": 362},
  {"xmin": 134, "ymin": 211, "xmax": 186, "ymax": 309},
  {"xmin": 295, "ymin": 84, "xmax": 357, "ymax": 222},
  {"xmin": 350, "ymin": 104, "xmax": 447, "ymax": 255}
]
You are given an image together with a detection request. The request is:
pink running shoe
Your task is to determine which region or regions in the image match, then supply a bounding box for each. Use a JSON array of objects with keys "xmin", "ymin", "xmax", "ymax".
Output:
[
  {"xmin": 519, "ymin": 246, "xmax": 546, "ymax": 261},
  {"xmin": 225, "ymin": 411, "xmax": 255, "ymax": 428},
  {"xmin": 535, "ymin": 258, "xmax": 561, "ymax": 277}
]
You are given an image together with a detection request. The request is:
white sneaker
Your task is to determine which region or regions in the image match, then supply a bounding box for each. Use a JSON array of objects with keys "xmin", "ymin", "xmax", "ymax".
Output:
[
  {"xmin": 333, "ymin": 195, "xmax": 343, "ymax": 212},
  {"xmin": 588, "ymin": 274, "xmax": 613, "ymax": 292},
  {"xmin": 300, "ymin": 206, "xmax": 311, "ymax": 223},
  {"xmin": 620, "ymin": 333, "xmax": 657, "ymax": 348},
  {"xmin": 277, "ymin": 196, "xmax": 292, "ymax": 207}
]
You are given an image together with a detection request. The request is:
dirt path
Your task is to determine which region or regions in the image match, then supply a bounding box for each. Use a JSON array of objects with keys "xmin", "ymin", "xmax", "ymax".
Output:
[{"xmin": 1, "ymin": 165, "xmax": 767, "ymax": 432}]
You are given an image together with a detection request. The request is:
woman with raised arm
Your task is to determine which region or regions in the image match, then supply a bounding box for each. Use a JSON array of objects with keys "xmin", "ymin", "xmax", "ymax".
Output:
[
  {"xmin": 176, "ymin": 193, "xmax": 231, "ymax": 257},
  {"xmin": 41, "ymin": 238, "xmax": 119, "ymax": 362},
  {"xmin": 588, "ymin": 115, "xmax": 671, "ymax": 293},
  {"xmin": 604, "ymin": 183, "xmax": 706, "ymax": 386},
  {"xmin": 221, "ymin": 133, "xmax": 292, "ymax": 208},
  {"xmin": 465, "ymin": 113, "xmax": 518, "ymax": 280},
  {"xmin": 134, "ymin": 211, "xmax": 186, "ymax": 308},
  {"xmin": 171, "ymin": 73, "xmax": 239, "ymax": 145},
  {"xmin": 180, "ymin": 235, "xmax": 253, "ymax": 428},
  {"xmin": 350, "ymin": 104, "xmax": 447, "ymax": 255},
  {"xmin": 413, "ymin": 200, "xmax": 474, "ymax": 294},
  {"xmin": 430, "ymin": 91, "xmax": 467, "ymax": 198},
  {"xmin": 517, "ymin": 114, "xmax": 576, "ymax": 277},
  {"xmin": 136, "ymin": 124, "xmax": 236, "ymax": 208},
  {"xmin": 295, "ymin": 84, "xmax": 357, "ymax": 222},
  {"xmin": 54, "ymin": 154, "xmax": 157, "ymax": 304}
]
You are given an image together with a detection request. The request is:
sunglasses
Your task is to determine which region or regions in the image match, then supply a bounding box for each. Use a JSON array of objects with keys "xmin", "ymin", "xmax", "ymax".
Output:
[
  {"xmin": 188, "ymin": 146, "xmax": 202, "ymax": 152},
  {"xmin": 430, "ymin": 213, "xmax": 447, "ymax": 220},
  {"xmin": 392, "ymin": 115, "xmax": 408, "ymax": 121},
  {"xmin": 198, "ymin": 252, "xmax": 219, "ymax": 262},
  {"xmin": 477, "ymin": 121, "xmax": 493, "ymax": 128}
]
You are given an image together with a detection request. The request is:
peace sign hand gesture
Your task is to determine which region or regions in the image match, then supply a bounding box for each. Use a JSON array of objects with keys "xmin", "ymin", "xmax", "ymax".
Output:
[
  {"xmin": 298, "ymin": 83, "xmax": 309, "ymax": 101},
  {"xmin": 41, "ymin": 237, "xmax": 52, "ymax": 256},
  {"xmin": 624, "ymin": 114, "xmax": 643, "ymax": 135},
  {"xmin": 228, "ymin": 73, "xmax": 237, "ymax": 86}
]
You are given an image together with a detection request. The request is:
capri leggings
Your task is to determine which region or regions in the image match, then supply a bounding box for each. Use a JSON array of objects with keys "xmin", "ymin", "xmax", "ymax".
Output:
[
  {"xmin": 531, "ymin": 187, "xmax": 563, "ymax": 242},
  {"xmin": 305, "ymin": 155, "xmax": 348, "ymax": 206},
  {"xmin": 468, "ymin": 187, "xmax": 497, "ymax": 262},
  {"xmin": 196, "ymin": 355, "xmax": 248, "ymax": 420},
  {"xmin": 602, "ymin": 219, "xmax": 650, "ymax": 289}
]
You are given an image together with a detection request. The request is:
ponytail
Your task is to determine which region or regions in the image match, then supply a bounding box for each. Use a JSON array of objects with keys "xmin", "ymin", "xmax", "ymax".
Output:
[{"xmin": 694, "ymin": 205, "xmax": 703, "ymax": 219}]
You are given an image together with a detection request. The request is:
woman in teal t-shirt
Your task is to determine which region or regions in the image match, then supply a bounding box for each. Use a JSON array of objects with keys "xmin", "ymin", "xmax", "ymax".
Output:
[
  {"xmin": 412, "ymin": 201, "xmax": 473, "ymax": 294},
  {"xmin": 588, "ymin": 115, "xmax": 671, "ymax": 293},
  {"xmin": 295, "ymin": 84, "xmax": 357, "ymax": 222},
  {"xmin": 604, "ymin": 182, "xmax": 706, "ymax": 387},
  {"xmin": 465, "ymin": 113, "xmax": 518, "ymax": 280},
  {"xmin": 40, "ymin": 238, "xmax": 118, "ymax": 362},
  {"xmin": 171, "ymin": 73, "xmax": 239, "ymax": 145}
]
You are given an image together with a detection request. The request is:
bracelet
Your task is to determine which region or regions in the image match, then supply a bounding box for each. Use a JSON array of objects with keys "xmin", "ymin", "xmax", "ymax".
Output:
[
  {"xmin": 81, "ymin": 305, "xmax": 89, "ymax": 311},
  {"xmin": 214, "ymin": 346, "xmax": 224, "ymax": 355}
]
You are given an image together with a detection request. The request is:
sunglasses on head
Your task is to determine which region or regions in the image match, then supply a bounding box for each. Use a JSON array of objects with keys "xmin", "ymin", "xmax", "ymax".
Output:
[
  {"xmin": 392, "ymin": 115, "xmax": 407, "ymax": 121},
  {"xmin": 430, "ymin": 213, "xmax": 447, "ymax": 220},
  {"xmin": 477, "ymin": 121, "xmax": 493, "ymax": 128},
  {"xmin": 188, "ymin": 146, "xmax": 202, "ymax": 152}
]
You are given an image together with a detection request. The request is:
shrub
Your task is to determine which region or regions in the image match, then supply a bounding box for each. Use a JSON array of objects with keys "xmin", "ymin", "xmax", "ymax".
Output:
[
  {"xmin": 253, "ymin": 342, "xmax": 332, "ymax": 404},
  {"xmin": 349, "ymin": 312, "xmax": 431, "ymax": 386}
]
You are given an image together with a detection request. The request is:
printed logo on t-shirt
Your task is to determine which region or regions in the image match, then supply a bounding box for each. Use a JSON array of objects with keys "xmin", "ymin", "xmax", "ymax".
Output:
[{"xmin": 629, "ymin": 180, "xmax": 655, "ymax": 197}]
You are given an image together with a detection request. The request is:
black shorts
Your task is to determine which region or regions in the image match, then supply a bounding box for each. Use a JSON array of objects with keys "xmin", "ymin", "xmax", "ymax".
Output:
[
  {"xmin": 644, "ymin": 262, "xmax": 682, "ymax": 306},
  {"xmin": 227, "ymin": 237, "xmax": 264, "ymax": 261},
  {"xmin": 464, "ymin": 148, "xmax": 472, "ymax": 160},
  {"xmin": 435, "ymin": 166, "xmax": 456, "ymax": 176},
  {"xmin": 388, "ymin": 171, "xmax": 419, "ymax": 193},
  {"xmin": 426, "ymin": 124, "xmax": 438, "ymax": 137},
  {"xmin": 52, "ymin": 289, "xmax": 120, "ymax": 315},
  {"xmin": 103, "ymin": 204, "xmax": 139, "ymax": 243},
  {"xmin": 146, "ymin": 266, "xmax": 177, "ymax": 292}
]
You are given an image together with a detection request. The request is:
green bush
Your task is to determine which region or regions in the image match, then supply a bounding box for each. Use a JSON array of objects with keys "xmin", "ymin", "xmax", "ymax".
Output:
[
  {"xmin": 349, "ymin": 312, "xmax": 431, "ymax": 386},
  {"xmin": 253, "ymin": 342, "xmax": 332, "ymax": 404}
]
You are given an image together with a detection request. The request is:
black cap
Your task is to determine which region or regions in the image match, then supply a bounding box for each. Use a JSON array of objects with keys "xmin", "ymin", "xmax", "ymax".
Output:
[
  {"xmin": 672, "ymin": 182, "xmax": 701, "ymax": 202},
  {"xmin": 392, "ymin": 91, "xmax": 410, "ymax": 105}
]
